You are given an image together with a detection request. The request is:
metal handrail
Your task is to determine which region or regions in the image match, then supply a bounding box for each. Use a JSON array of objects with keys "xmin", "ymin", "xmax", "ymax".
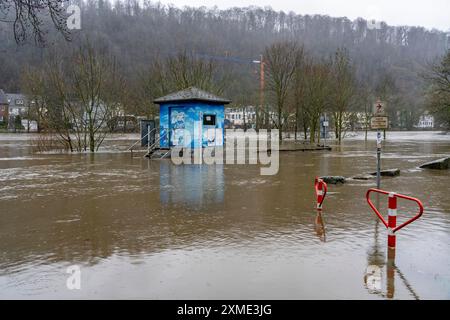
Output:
[
  {"xmin": 145, "ymin": 130, "xmax": 168, "ymax": 157},
  {"xmin": 160, "ymin": 149, "xmax": 172, "ymax": 159},
  {"xmin": 147, "ymin": 130, "xmax": 166, "ymax": 152},
  {"xmin": 128, "ymin": 127, "xmax": 157, "ymax": 151}
]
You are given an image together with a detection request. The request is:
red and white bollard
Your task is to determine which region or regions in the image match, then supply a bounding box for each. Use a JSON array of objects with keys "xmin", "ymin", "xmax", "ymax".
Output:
[
  {"xmin": 315, "ymin": 177, "xmax": 327, "ymax": 210},
  {"xmin": 367, "ymin": 188, "xmax": 424, "ymax": 258},
  {"xmin": 388, "ymin": 192, "xmax": 397, "ymax": 249}
]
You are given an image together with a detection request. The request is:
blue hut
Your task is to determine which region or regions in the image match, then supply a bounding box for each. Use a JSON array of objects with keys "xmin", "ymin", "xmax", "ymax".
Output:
[{"xmin": 154, "ymin": 87, "xmax": 231, "ymax": 149}]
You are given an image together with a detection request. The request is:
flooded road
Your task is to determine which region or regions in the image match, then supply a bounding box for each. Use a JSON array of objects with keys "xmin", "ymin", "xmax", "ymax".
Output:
[{"xmin": 0, "ymin": 131, "xmax": 449, "ymax": 299}]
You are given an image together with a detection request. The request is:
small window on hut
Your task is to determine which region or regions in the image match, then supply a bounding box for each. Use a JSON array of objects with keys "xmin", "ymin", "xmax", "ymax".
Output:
[{"xmin": 203, "ymin": 114, "xmax": 216, "ymax": 126}]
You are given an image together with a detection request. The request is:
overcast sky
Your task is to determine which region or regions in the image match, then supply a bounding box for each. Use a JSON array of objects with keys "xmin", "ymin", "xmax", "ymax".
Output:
[{"xmin": 161, "ymin": 0, "xmax": 450, "ymax": 31}]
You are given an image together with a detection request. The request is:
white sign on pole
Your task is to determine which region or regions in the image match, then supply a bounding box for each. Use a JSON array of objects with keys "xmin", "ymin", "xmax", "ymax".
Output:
[
  {"xmin": 370, "ymin": 116, "xmax": 388, "ymax": 130},
  {"xmin": 376, "ymin": 131, "xmax": 382, "ymax": 148},
  {"xmin": 323, "ymin": 121, "xmax": 329, "ymax": 127}
]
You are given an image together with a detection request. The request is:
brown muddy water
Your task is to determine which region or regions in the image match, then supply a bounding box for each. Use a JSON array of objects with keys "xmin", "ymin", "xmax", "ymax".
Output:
[{"xmin": 0, "ymin": 131, "xmax": 449, "ymax": 299}]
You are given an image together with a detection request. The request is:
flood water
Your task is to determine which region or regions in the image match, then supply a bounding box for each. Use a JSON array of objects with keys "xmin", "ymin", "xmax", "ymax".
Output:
[{"xmin": 0, "ymin": 131, "xmax": 449, "ymax": 299}]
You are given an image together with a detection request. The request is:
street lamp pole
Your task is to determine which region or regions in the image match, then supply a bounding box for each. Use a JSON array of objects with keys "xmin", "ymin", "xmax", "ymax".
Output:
[
  {"xmin": 253, "ymin": 55, "xmax": 265, "ymax": 130},
  {"xmin": 259, "ymin": 54, "xmax": 265, "ymax": 130}
]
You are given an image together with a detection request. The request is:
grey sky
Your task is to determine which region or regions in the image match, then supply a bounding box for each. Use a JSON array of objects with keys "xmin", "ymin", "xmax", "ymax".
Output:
[{"xmin": 162, "ymin": 0, "xmax": 450, "ymax": 31}]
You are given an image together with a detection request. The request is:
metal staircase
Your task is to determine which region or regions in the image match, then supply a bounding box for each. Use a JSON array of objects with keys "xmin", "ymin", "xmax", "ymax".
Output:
[
  {"xmin": 144, "ymin": 131, "xmax": 169, "ymax": 159},
  {"xmin": 127, "ymin": 129, "xmax": 171, "ymax": 159},
  {"xmin": 147, "ymin": 148, "xmax": 171, "ymax": 159},
  {"xmin": 127, "ymin": 128, "xmax": 157, "ymax": 157}
]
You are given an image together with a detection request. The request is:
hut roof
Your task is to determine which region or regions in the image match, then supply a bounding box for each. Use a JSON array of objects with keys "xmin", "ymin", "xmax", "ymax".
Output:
[
  {"xmin": 0, "ymin": 89, "xmax": 8, "ymax": 105},
  {"xmin": 154, "ymin": 87, "xmax": 231, "ymax": 104}
]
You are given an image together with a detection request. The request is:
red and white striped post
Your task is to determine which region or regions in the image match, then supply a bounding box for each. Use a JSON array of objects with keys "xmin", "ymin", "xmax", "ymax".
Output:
[
  {"xmin": 317, "ymin": 180, "xmax": 324, "ymax": 210},
  {"xmin": 367, "ymin": 188, "xmax": 424, "ymax": 261},
  {"xmin": 315, "ymin": 177, "xmax": 327, "ymax": 210},
  {"xmin": 388, "ymin": 192, "xmax": 397, "ymax": 250}
]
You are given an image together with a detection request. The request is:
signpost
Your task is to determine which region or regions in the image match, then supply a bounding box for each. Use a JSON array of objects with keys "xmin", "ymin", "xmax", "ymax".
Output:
[
  {"xmin": 323, "ymin": 115, "xmax": 329, "ymax": 146},
  {"xmin": 375, "ymin": 131, "xmax": 382, "ymax": 188},
  {"xmin": 370, "ymin": 116, "xmax": 388, "ymax": 129},
  {"xmin": 371, "ymin": 100, "xmax": 388, "ymax": 189},
  {"xmin": 140, "ymin": 119, "xmax": 155, "ymax": 147}
]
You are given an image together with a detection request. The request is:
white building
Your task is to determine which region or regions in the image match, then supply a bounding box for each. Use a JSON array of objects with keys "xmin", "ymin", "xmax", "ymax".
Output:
[
  {"xmin": 225, "ymin": 107, "xmax": 256, "ymax": 128},
  {"xmin": 4, "ymin": 93, "xmax": 39, "ymax": 132},
  {"xmin": 6, "ymin": 93, "xmax": 29, "ymax": 117},
  {"xmin": 416, "ymin": 113, "xmax": 434, "ymax": 129}
]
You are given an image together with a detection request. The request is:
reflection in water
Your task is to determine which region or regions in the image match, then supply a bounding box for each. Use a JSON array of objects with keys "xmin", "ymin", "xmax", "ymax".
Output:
[
  {"xmin": 315, "ymin": 152, "xmax": 329, "ymax": 243},
  {"xmin": 364, "ymin": 265, "xmax": 382, "ymax": 294},
  {"xmin": 314, "ymin": 210, "xmax": 326, "ymax": 242},
  {"xmin": 159, "ymin": 161, "xmax": 224, "ymax": 206},
  {"xmin": 365, "ymin": 217, "xmax": 420, "ymax": 299},
  {"xmin": 395, "ymin": 261, "xmax": 420, "ymax": 300},
  {"xmin": 386, "ymin": 248, "xmax": 420, "ymax": 300},
  {"xmin": 365, "ymin": 216, "xmax": 385, "ymax": 296},
  {"xmin": 319, "ymin": 150, "xmax": 330, "ymax": 176},
  {"xmin": 386, "ymin": 248, "xmax": 395, "ymax": 298}
]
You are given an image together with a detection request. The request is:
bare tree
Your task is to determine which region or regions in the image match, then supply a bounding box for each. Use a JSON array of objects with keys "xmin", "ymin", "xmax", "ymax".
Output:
[
  {"xmin": 303, "ymin": 61, "xmax": 332, "ymax": 144},
  {"xmin": 375, "ymin": 73, "xmax": 402, "ymax": 130},
  {"xmin": 264, "ymin": 41, "xmax": 300, "ymax": 141},
  {"xmin": 135, "ymin": 58, "xmax": 167, "ymax": 119},
  {"xmin": 330, "ymin": 49, "xmax": 355, "ymax": 143},
  {"xmin": 423, "ymin": 50, "xmax": 450, "ymax": 129},
  {"xmin": 293, "ymin": 48, "xmax": 308, "ymax": 140},
  {"xmin": 21, "ymin": 67, "xmax": 48, "ymax": 132},
  {"xmin": 358, "ymin": 84, "xmax": 373, "ymax": 141},
  {"xmin": 41, "ymin": 41, "xmax": 124, "ymax": 152},
  {"xmin": 72, "ymin": 43, "xmax": 124, "ymax": 151},
  {"xmin": 166, "ymin": 52, "xmax": 229, "ymax": 94},
  {"xmin": 137, "ymin": 51, "xmax": 230, "ymax": 119},
  {"xmin": 19, "ymin": 57, "xmax": 75, "ymax": 150},
  {"xmin": 0, "ymin": 0, "xmax": 70, "ymax": 44}
]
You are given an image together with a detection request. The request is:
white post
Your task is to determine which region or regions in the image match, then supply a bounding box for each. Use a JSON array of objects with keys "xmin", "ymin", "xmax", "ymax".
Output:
[
  {"xmin": 376, "ymin": 130, "xmax": 381, "ymax": 188},
  {"xmin": 147, "ymin": 124, "xmax": 151, "ymax": 156}
]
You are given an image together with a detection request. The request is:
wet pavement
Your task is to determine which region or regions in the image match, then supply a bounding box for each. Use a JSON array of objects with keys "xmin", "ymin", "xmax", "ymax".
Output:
[{"xmin": 0, "ymin": 131, "xmax": 449, "ymax": 299}]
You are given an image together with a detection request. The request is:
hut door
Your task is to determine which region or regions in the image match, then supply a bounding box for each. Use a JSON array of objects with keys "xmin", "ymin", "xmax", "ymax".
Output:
[
  {"xmin": 203, "ymin": 114, "xmax": 217, "ymax": 147},
  {"xmin": 169, "ymin": 107, "xmax": 186, "ymax": 147}
]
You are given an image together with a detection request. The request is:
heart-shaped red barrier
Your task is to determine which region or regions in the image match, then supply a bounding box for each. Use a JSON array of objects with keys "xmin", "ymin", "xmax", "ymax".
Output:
[{"xmin": 366, "ymin": 188, "xmax": 424, "ymax": 233}]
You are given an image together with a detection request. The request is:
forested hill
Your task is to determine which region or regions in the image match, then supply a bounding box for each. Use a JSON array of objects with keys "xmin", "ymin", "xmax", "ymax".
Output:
[{"xmin": 0, "ymin": 0, "xmax": 449, "ymax": 99}]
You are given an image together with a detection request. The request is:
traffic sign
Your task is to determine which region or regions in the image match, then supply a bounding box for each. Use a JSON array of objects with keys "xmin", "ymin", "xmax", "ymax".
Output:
[
  {"xmin": 373, "ymin": 101, "xmax": 386, "ymax": 116},
  {"xmin": 371, "ymin": 116, "xmax": 388, "ymax": 130}
]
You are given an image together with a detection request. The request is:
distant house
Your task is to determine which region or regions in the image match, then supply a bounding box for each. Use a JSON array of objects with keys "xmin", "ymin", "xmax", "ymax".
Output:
[
  {"xmin": 0, "ymin": 92, "xmax": 39, "ymax": 132},
  {"xmin": 416, "ymin": 113, "xmax": 434, "ymax": 129},
  {"xmin": 0, "ymin": 89, "xmax": 8, "ymax": 124},
  {"xmin": 154, "ymin": 87, "xmax": 230, "ymax": 148},
  {"xmin": 225, "ymin": 107, "xmax": 257, "ymax": 128},
  {"xmin": 6, "ymin": 93, "xmax": 29, "ymax": 130},
  {"xmin": 6, "ymin": 93, "xmax": 28, "ymax": 117}
]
